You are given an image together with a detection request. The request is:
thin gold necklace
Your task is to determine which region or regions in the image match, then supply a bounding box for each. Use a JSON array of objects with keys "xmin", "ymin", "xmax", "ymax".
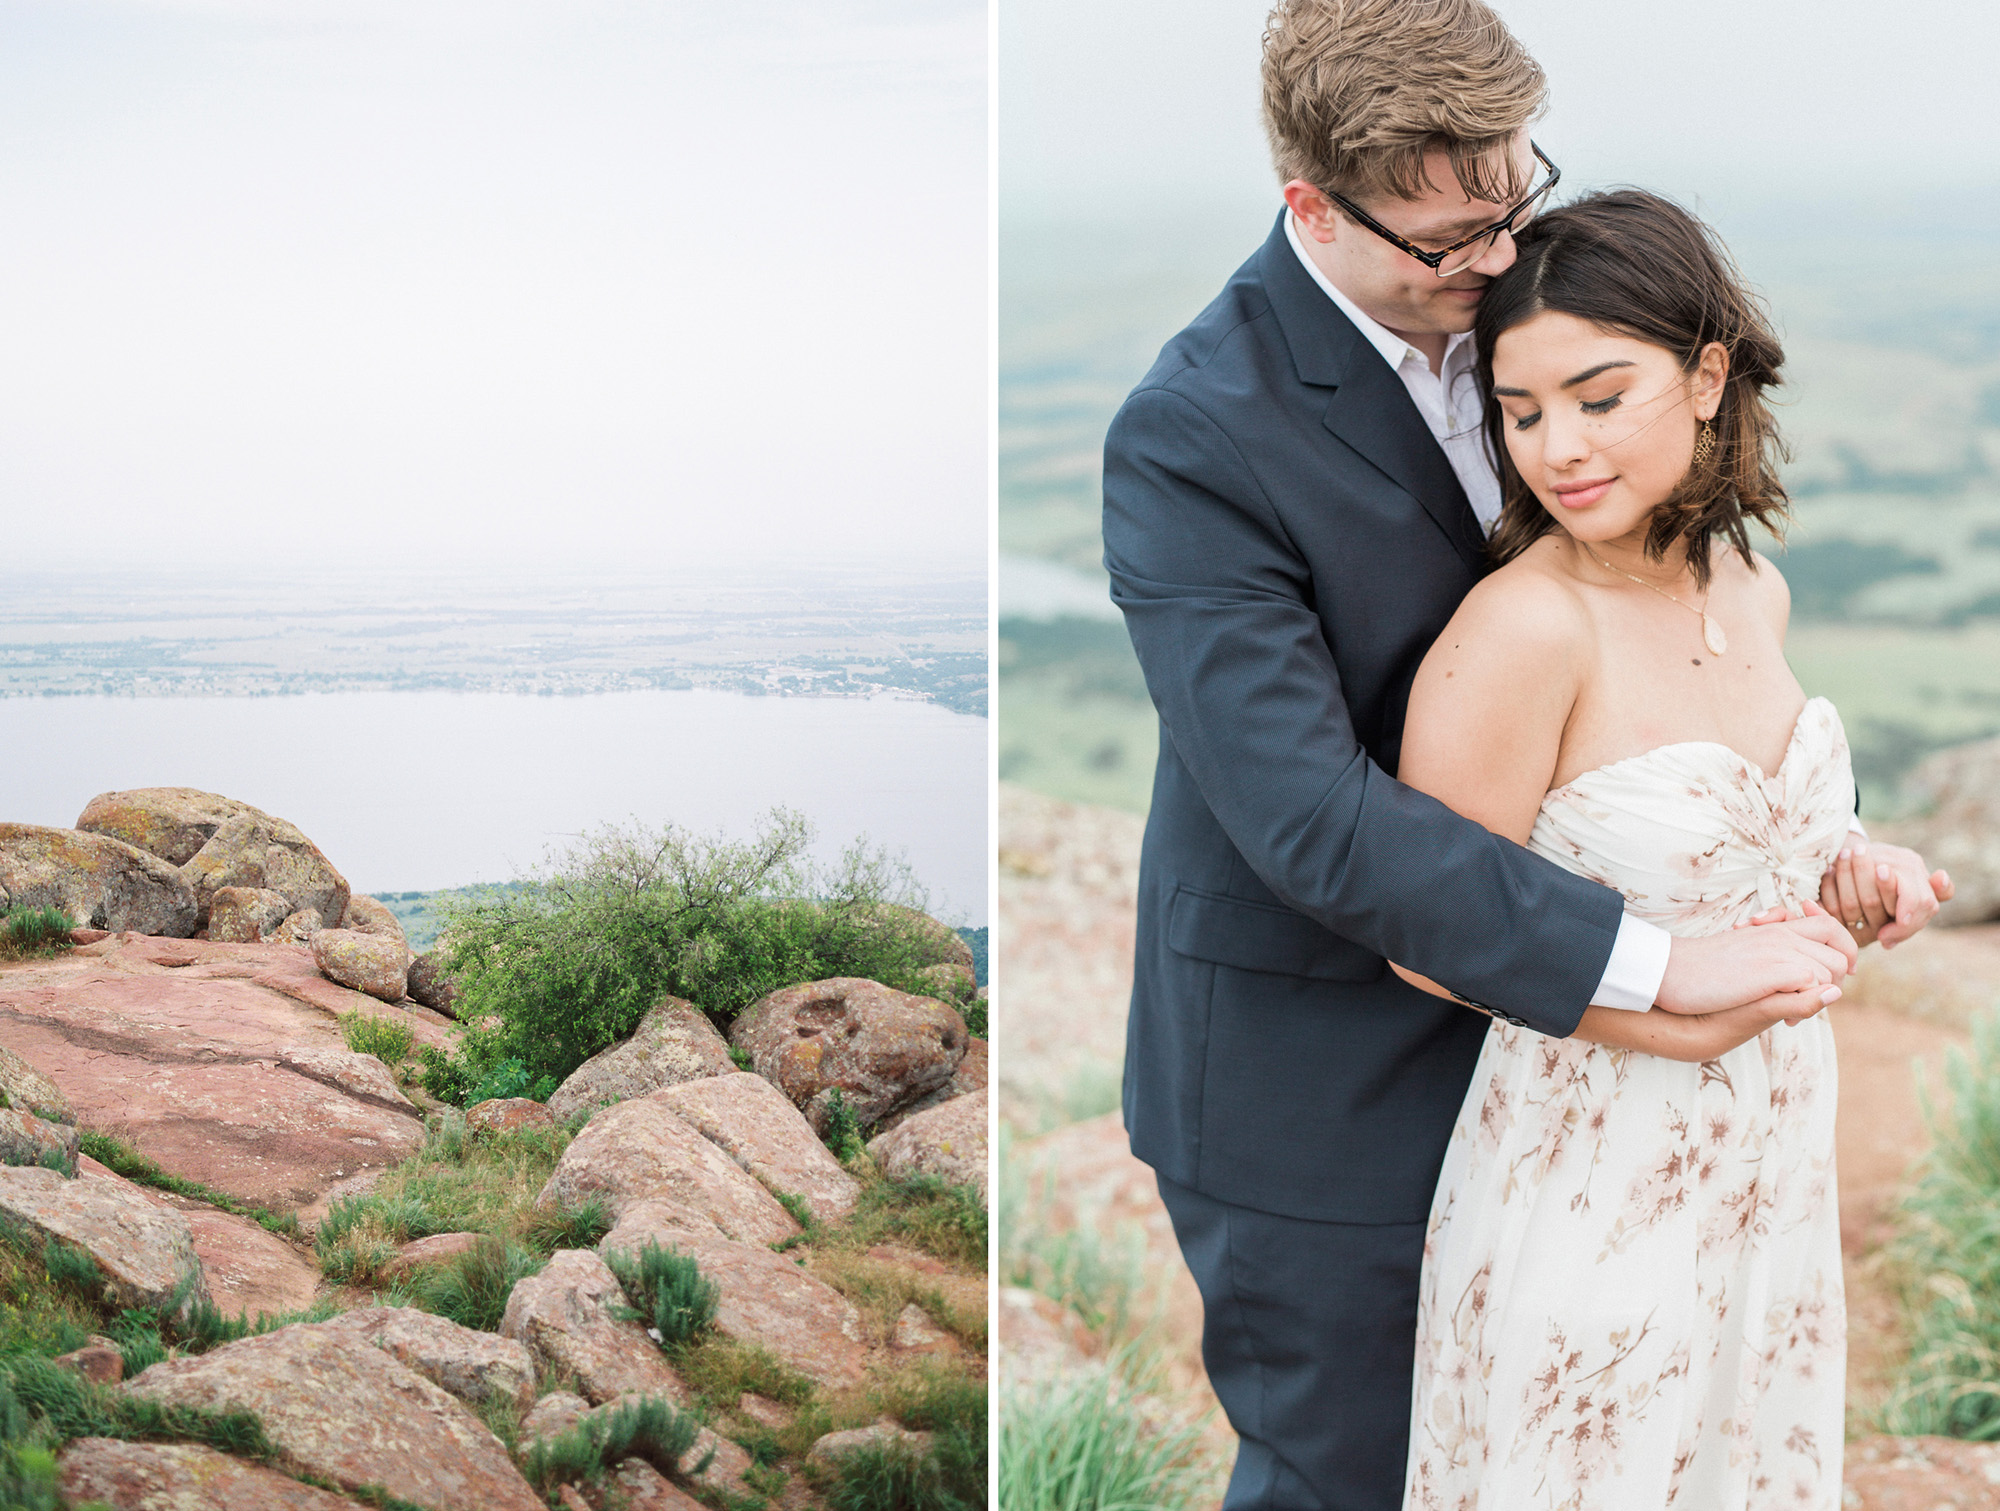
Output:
[{"xmin": 1585, "ymin": 548, "xmax": 1728, "ymax": 656}]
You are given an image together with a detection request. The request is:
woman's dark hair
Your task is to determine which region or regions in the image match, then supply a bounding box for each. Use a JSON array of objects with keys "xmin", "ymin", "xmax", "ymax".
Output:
[{"xmin": 1474, "ymin": 189, "xmax": 1789, "ymax": 587}]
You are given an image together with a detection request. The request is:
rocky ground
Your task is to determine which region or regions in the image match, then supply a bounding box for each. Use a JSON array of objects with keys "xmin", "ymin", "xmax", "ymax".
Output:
[
  {"xmin": 997, "ymin": 780, "xmax": 2000, "ymax": 1508},
  {"xmin": 0, "ymin": 786, "xmax": 989, "ymax": 1510}
]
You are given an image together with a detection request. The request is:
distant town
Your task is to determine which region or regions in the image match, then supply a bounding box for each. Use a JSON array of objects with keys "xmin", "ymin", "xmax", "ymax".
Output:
[{"xmin": 0, "ymin": 567, "xmax": 988, "ymax": 717}]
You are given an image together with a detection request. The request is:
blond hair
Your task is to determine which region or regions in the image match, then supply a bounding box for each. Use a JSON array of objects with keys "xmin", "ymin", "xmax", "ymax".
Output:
[{"xmin": 1261, "ymin": 0, "xmax": 1546, "ymax": 206}]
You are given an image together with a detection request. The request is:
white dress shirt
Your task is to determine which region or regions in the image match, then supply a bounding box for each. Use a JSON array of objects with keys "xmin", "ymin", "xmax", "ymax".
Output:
[{"xmin": 1284, "ymin": 214, "xmax": 1674, "ymax": 1010}]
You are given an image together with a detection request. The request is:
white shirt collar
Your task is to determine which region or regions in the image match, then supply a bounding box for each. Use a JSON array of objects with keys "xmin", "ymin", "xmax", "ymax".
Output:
[{"xmin": 1283, "ymin": 212, "xmax": 1475, "ymax": 377}]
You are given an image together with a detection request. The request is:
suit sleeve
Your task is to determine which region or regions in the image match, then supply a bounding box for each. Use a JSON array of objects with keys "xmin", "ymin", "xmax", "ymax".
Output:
[{"xmin": 1102, "ymin": 384, "xmax": 1624, "ymax": 1037}]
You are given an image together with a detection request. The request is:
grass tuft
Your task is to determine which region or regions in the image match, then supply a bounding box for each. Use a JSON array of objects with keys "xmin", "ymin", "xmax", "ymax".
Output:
[
  {"xmin": 998, "ymin": 1365, "xmax": 1208, "ymax": 1511},
  {"xmin": 606, "ymin": 1239, "xmax": 718, "ymax": 1348},
  {"xmin": 338, "ymin": 1011, "xmax": 416, "ymax": 1068},
  {"xmin": 520, "ymin": 1391, "xmax": 701, "ymax": 1494},
  {"xmin": 390, "ymin": 1235, "xmax": 543, "ymax": 1333},
  {"xmin": 0, "ymin": 908, "xmax": 74, "ymax": 962}
]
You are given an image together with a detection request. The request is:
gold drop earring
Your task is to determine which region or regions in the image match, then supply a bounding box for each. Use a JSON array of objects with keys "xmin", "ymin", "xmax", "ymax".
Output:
[{"xmin": 1692, "ymin": 419, "xmax": 1715, "ymax": 467}]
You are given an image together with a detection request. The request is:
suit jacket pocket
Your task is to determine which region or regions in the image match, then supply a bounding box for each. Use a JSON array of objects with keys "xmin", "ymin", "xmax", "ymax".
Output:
[{"xmin": 1166, "ymin": 884, "xmax": 1386, "ymax": 982}]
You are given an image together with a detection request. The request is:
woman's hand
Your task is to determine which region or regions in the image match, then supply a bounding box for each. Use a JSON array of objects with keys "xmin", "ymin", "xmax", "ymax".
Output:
[
  {"xmin": 1817, "ymin": 841, "xmax": 1953, "ymax": 950},
  {"xmin": 1571, "ymin": 982, "xmax": 1838, "ymax": 1062}
]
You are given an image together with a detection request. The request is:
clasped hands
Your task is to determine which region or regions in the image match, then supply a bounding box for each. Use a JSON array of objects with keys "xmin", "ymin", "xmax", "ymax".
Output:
[{"xmin": 1580, "ymin": 842, "xmax": 1954, "ymax": 1064}]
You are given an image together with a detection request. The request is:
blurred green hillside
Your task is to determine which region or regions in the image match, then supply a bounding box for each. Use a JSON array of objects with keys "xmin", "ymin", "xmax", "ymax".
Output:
[{"xmin": 1000, "ymin": 220, "xmax": 2000, "ymax": 819}]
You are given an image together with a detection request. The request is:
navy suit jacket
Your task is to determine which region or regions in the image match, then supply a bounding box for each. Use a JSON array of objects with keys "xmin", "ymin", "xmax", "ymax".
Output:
[{"xmin": 1102, "ymin": 213, "xmax": 1627, "ymax": 1224}]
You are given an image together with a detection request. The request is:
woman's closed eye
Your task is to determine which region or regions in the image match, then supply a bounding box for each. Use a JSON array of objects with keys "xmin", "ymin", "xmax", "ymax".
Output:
[{"xmin": 1580, "ymin": 394, "xmax": 1622, "ymax": 416}]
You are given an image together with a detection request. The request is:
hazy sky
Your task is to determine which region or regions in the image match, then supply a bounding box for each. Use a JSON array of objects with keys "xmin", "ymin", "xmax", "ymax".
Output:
[
  {"xmin": 0, "ymin": 0, "xmax": 986, "ymax": 574},
  {"xmin": 1004, "ymin": 0, "xmax": 2000, "ymax": 232}
]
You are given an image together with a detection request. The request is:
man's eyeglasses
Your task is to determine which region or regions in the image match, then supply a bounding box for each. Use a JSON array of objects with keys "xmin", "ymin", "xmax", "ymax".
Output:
[{"xmin": 1328, "ymin": 143, "xmax": 1560, "ymax": 278}]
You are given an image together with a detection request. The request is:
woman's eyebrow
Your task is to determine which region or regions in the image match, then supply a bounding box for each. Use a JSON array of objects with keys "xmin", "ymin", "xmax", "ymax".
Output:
[
  {"xmin": 1560, "ymin": 360, "xmax": 1636, "ymax": 388},
  {"xmin": 1491, "ymin": 386, "xmax": 1532, "ymax": 397}
]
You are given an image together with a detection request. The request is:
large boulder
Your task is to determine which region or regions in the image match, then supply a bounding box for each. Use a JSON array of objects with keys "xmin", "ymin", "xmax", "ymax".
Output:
[
  {"xmin": 207, "ymin": 885, "xmax": 296, "ymax": 943},
  {"xmin": 77, "ymin": 788, "xmax": 350, "ymax": 930},
  {"xmin": 601, "ymin": 1224, "xmax": 868, "ymax": 1388},
  {"xmin": 537, "ymin": 1094, "xmax": 797, "ymax": 1245},
  {"xmin": 730, "ymin": 978, "xmax": 969, "ymax": 1134},
  {"xmin": 340, "ymin": 893, "xmax": 411, "ymax": 953},
  {"xmin": 656, "ymin": 1073, "xmax": 862, "ymax": 1224},
  {"xmin": 545, "ymin": 997, "xmax": 735, "ymax": 1124},
  {"xmin": 0, "ymin": 823, "xmax": 196, "ymax": 937},
  {"xmin": 867, "ymin": 1087, "xmax": 988, "ymax": 1203},
  {"xmin": 0, "ymin": 1109, "xmax": 78, "ymax": 1172},
  {"xmin": 466, "ymin": 1097, "xmax": 556, "ymax": 1135},
  {"xmin": 59, "ymin": 1438, "xmax": 364, "ymax": 1510},
  {"xmin": 499, "ymin": 1249, "xmax": 687, "ymax": 1405},
  {"xmin": 877, "ymin": 1036, "xmax": 987, "ymax": 1135},
  {"xmin": 318, "ymin": 1305, "xmax": 537, "ymax": 1411},
  {"xmin": 272, "ymin": 907, "xmax": 322, "ymax": 944},
  {"xmin": 0, "ymin": 1166, "xmax": 209, "ymax": 1318},
  {"xmin": 123, "ymin": 1323, "xmax": 543, "ymax": 1511},
  {"xmin": 1888, "ymin": 736, "xmax": 2000, "ymax": 924},
  {"xmin": 406, "ymin": 948, "xmax": 460, "ymax": 1016},
  {"xmin": 311, "ymin": 928, "xmax": 408, "ymax": 1003},
  {"xmin": 0, "ymin": 1041, "xmax": 74, "ymax": 1124}
]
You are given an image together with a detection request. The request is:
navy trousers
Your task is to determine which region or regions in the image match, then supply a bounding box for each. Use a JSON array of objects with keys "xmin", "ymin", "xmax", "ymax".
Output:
[{"xmin": 1155, "ymin": 1173, "xmax": 1427, "ymax": 1511}]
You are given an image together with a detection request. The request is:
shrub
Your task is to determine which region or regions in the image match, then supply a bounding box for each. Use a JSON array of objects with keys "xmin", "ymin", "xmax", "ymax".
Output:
[
  {"xmin": 431, "ymin": 809, "xmax": 959, "ymax": 1094},
  {"xmin": 393, "ymin": 1236, "xmax": 543, "ymax": 1333},
  {"xmin": 520, "ymin": 1199, "xmax": 610, "ymax": 1255},
  {"xmin": 606, "ymin": 1240, "xmax": 718, "ymax": 1348},
  {"xmin": 0, "ymin": 908, "xmax": 74, "ymax": 962},
  {"xmin": 998, "ymin": 1366, "xmax": 1209, "ymax": 1511},
  {"xmin": 821, "ymin": 1090, "xmax": 866, "ymax": 1163},
  {"xmin": 520, "ymin": 1392, "xmax": 700, "ymax": 1494},
  {"xmin": 338, "ymin": 1011, "xmax": 415, "ymax": 1067}
]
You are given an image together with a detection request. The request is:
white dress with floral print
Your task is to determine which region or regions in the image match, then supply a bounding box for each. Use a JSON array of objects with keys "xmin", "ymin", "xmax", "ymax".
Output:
[{"xmin": 1403, "ymin": 697, "xmax": 1850, "ymax": 1511}]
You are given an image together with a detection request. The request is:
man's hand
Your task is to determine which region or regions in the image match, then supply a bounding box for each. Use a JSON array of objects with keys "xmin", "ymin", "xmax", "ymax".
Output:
[
  {"xmin": 1818, "ymin": 840, "xmax": 1954, "ymax": 950},
  {"xmin": 1653, "ymin": 901, "xmax": 1857, "ymax": 1016}
]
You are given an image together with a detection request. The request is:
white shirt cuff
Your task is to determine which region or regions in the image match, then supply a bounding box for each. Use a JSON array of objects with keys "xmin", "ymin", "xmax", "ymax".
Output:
[
  {"xmin": 1591, "ymin": 913, "xmax": 1673, "ymax": 1013},
  {"xmin": 1849, "ymin": 812, "xmax": 1867, "ymax": 839}
]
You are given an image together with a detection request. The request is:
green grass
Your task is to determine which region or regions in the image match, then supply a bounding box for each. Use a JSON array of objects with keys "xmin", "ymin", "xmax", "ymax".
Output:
[
  {"xmin": 389, "ymin": 1235, "xmax": 544, "ymax": 1334},
  {"xmin": 1883, "ymin": 1011, "xmax": 2000, "ymax": 1437},
  {"xmin": 74, "ymin": 1131, "xmax": 299, "ymax": 1238},
  {"xmin": 519, "ymin": 1391, "xmax": 702, "ymax": 1497},
  {"xmin": 338, "ymin": 1010, "xmax": 416, "ymax": 1068},
  {"xmin": 825, "ymin": 1172, "xmax": 987, "ymax": 1273},
  {"xmin": 998, "ymin": 1365, "xmax": 1210, "ymax": 1511},
  {"xmin": 0, "ymin": 908, "xmax": 75, "ymax": 963},
  {"xmin": 606, "ymin": 1239, "xmax": 718, "ymax": 1348}
]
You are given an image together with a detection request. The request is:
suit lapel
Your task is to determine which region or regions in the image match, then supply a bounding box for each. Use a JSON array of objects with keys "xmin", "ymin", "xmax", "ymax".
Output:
[{"xmin": 1253, "ymin": 214, "xmax": 1488, "ymax": 573}]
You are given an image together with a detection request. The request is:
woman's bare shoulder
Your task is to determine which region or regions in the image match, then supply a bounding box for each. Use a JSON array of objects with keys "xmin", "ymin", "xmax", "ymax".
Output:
[
  {"xmin": 1739, "ymin": 547, "xmax": 1792, "ymax": 636},
  {"xmin": 1442, "ymin": 540, "xmax": 1593, "ymax": 658}
]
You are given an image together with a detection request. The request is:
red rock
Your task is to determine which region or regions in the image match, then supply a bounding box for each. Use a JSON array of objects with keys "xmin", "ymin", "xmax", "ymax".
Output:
[
  {"xmin": 59, "ymin": 1438, "xmax": 362, "ymax": 1510},
  {"xmin": 807, "ymin": 1422, "xmax": 934, "ymax": 1465},
  {"xmin": 997, "ymin": 1286, "xmax": 1097, "ymax": 1383},
  {"xmin": 338, "ymin": 894, "xmax": 410, "ymax": 951},
  {"xmin": 0, "ymin": 1108, "xmax": 77, "ymax": 1171},
  {"xmin": 499, "ymin": 1250, "xmax": 687, "ymax": 1405},
  {"xmin": 680, "ymin": 1427, "xmax": 753, "ymax": 1498},
  {"xmin": 0, "ymin": 823, "xmax": 197, "ymax": 937},
  {"xmin": 737, "ymin": 1392, "xmax": 792, "ymax": 1429},
  {"xmin": 609, "ymin": 1459, "xmax": 707, "ymax": 1510},
  {"xmin": 0, "ymin": 1166, "xmax": 209, "ymax": 1318},
  {"xmin": 538, "ymin": 1095, "xmax": 797, "ymax": 1245},
  {"xmin": 655, "ymin": 1073, "xmax": 861, "ymax": 1223},
  {"xmin": 601, "ymin": 1225, "xmax": 867, "ymax": 1388},
  {"xmin": 0, "ymin": 1042, "xmax": 73, "ymax": 1124},
  {"xmin": 406, "ymin": 949, "xmax": 459, "ymax": 1016},
  {"xmin": 52, "ymin": 1344, "xmax": 123, "ymax": 1385},
  {"xmin": 867, "ymin": 1087, "xmax": 987, "ymax": 1202},
  {"xmin": 1846, "ymin": 1435, "xmax": 2000, "ymax": 1508},
  {"xmin": 383, "ymin": 1230, "xmax": 484, "ymax": 1279},
  {"xmin": 558, "ymin": 1485, "xmax": 593, "ymax": 1511},
  {"xmin": 176, "ymin": 1204, "xmax": 322, "ymax": 1321},
  {"xmin": 272, "ymin": 908, "xmax": 323, "ymax": 944},
  {"xmin": 876, "ymin": 1037, "xmax": 987, "ymax": 1134},
  {"xmin": 319, "ymin": 1305, "xmax": 537, "ymax": 1410},
  {"xmin": 123, "ymin": 1323, "xmax": 543, "ymax": 1511},
  {"xmin": 545, "ymin": 997, "xmax": 735, "ymax": 1124},
  {"xmin": 67, "ymin": 928, "xmax": 110, "ymax": 945},
  {"xmin": 891, "ymin": 1302, "xmax": 959, "ymax": 1355},
  {"xmin": 730, "ymin": 977, "xmax": 969, "ymax": 1134},
  {"xmin": 467, "ymin": 1097, "xmax": 556, "ymax": 1135}
]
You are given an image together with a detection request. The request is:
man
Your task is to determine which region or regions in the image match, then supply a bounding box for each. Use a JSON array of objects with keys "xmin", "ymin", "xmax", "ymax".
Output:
[{"xmin": 1100, "ymin": 2, "xmax": 1946, "ymax": 1505}]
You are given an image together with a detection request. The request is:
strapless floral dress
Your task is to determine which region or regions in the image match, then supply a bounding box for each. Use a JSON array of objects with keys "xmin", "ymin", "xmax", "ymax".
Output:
[{"xmin": 1403, "ymin": 697, "xmax": 1850, "ymax": 1511}]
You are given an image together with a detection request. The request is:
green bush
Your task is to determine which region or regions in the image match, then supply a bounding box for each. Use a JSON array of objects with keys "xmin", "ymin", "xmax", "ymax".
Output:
[
  {"xmin": 0, "ymin": 908, "xmax": 74, "ymax": 962},
  {"xmin": 999, "ymin": 1366, "xmax": 1209, "ymax": 1511},
  {"xmin": 338, "ymin": 1011, "xmax": 415, "ymax": 1067},
  {"xmin": 428, "ymin": 810, "xmax": 960, "ymax": 1097},
  {"xmin": 1885, "ymin": 1012, "xmax": 2000, "ymax": 1436},
  {"xmin": 606, "ymin": 1240, "xmax": 718, "ymax": 1348},
  {"xmin": 821, "ymin": 1090, "xmax": 866, "ymax": 1163},
  {"xmin": 392, "ymin": 1236, "xmax": 543, "ymax": 1334}
]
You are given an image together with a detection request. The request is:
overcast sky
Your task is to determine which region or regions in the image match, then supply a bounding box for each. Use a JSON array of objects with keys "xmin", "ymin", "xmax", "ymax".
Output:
[
  {"xmin": 0, "ymin": 0, "xmax": 986, "ymax": 575},
  {"xmin": 1004, "ymin": 0, "xmax": 2000, "ymax": 236}
]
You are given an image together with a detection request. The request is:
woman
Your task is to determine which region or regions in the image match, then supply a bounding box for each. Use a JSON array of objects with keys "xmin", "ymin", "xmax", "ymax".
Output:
[{"xmin": 1394, "ymin": 191, "xmax": 1875, "ymax": 1508}]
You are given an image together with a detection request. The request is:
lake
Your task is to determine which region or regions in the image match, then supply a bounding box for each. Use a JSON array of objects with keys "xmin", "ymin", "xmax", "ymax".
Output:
[{"xmin": 0, "ymin": 690, "xmax": 989, "ymax": 925}]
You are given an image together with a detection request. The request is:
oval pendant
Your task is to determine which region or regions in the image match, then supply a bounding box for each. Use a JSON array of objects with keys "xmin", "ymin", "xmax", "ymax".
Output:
[{"xmin": 1703, "ymin": 614, "xmax": 1728, "ymax": 656}]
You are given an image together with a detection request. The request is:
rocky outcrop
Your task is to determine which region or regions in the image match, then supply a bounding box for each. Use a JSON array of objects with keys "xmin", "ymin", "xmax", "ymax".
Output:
[
  {"xmin": 406, "ymin": 949, "xmax": 459, "ymax": 1016},
  {"xmin": 0, "ymin": 1166, "xmax": 209, "ymax": 1318},
  {"xmin": 730, "ymin": 978, "xmax": 968, "ymax": 1134},
  {"xmin": 867, "ymin": 1087, "xmax": 987, "ymax": 1201},
  {"xmin": 338, "ymin": 893, "xmax": 410, "ymax": 952},
  {"xmin": 877, "ymin": 1036, "xmax": 987, "ymax": 1134},
  {"xmin": 599, "ymin": 1225, "xmax": 868, "ymax": 1388},
  {"xmin": 311, "ymin": 928, "xmax": 408, "ymax": 1003},
  {"xmin": 383, "ymin": 1230, "xmax": 483, "ymax": 1278},
  {"xmin": 656, "ymin": 1072, "xmax": 861, "ymax": 1224},
  {"xmin": 0, "ymin": 823, "xmax": 197, "ymax": 937},
  {"xmin": 319, "ymin": 1305, "xmax": 538, "ymax": 1410},
  {"xmin": 272, "ymin": 907, "xmax": 322, "ymax": 944},
  {"xmin": 0, "ymin": 1042, "xmax": 74, "ymax": 1124},
  {"xmin": 79, "ymin": 788, "xmax": 351, "ymax": 932},
  {"xmin": 58, "ymin": 1438, "xmax": 364, "ymax": 1511},
  {"xmin": 467, "ymin": 1097, "xmax": 556, "ymax": 1135},
  {"xmin": 537, "ymin": 1094, "xmax": 797, "ymax": 1245},
  {"xmin": 277, "ymin": 1045, "xmax": 412, "ymax": 1110},
  {"xmin": 545, "ymin": 998, "xmax": 734, "ymax": 1123},
  {"xmin": 0, "ymin": 1108, "xmax": 79, "ymax": 1171},
  {"xmin": 808, "ymin": 1421, "xmax": 935, "ymax": 1465},
  {"xmin": 607, "ymin": 1458, "xmax": 708, "ymax": 1510},
  {"xmin": 123, "ymin": 1323, "xmax": 543, "ymax": 1511},
  {"xmin": 1887, "ymin": 736, "xmax": 2000, "ymax": 925},
  {"xmin": 499, "ymin": 1249, "xmax": 687, "ymax": 1405},
  {"xmin": 208, "ymin": 885, "xmax": 296, "ymax": 943}
]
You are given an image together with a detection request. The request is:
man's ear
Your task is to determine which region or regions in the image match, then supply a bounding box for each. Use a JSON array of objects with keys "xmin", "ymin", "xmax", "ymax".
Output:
[{"xmin": 1283, "ymin": 179, "xmax": 1341, "ymax": 244}]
